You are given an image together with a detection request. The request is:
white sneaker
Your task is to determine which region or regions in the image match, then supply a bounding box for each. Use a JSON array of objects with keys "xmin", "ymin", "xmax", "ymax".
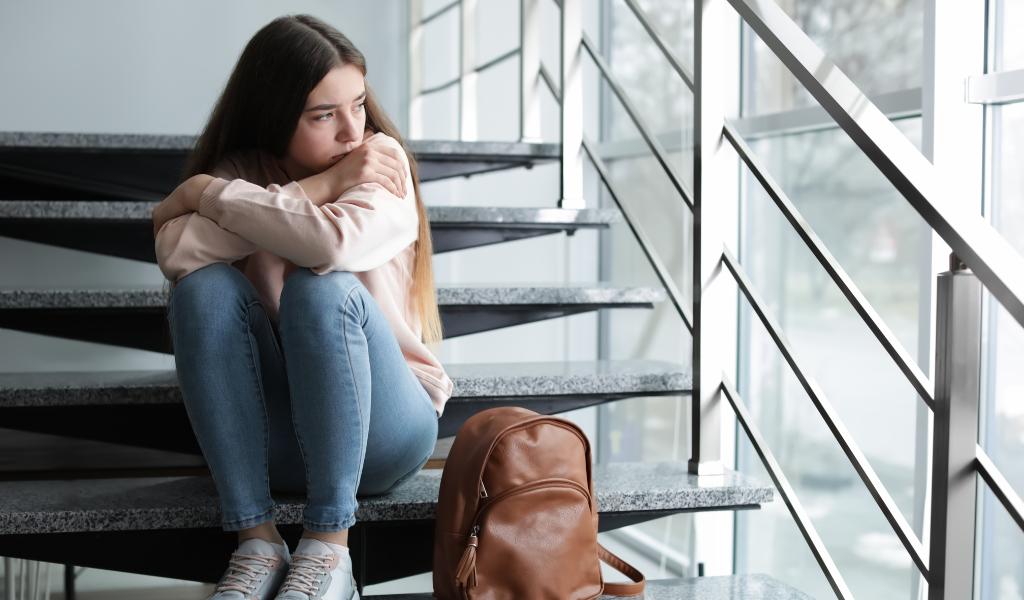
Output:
[
  {"xmin": 274, "ymin": 538, "xmax": 359, "ymax": 600},
  {"xmin": 208, "ymin": 538, "xmax": 290, "ymax": 599}
]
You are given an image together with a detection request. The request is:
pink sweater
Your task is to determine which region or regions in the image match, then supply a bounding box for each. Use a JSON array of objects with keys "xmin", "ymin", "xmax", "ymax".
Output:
[{"xmin": 155, "ymin": 133, "xmax": 453, "ymax": 415}]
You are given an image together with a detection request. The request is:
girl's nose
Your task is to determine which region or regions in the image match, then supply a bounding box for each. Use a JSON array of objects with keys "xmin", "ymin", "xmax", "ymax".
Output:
[{"xmin": 336, "ymin": 113, "xmax": 360, "ymax": 143}]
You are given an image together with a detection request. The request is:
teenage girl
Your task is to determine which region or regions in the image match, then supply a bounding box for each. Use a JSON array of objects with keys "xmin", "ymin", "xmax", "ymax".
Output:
[{"xmin": 152, "ymin": 14, "xmax": 451, "ymax": 600}]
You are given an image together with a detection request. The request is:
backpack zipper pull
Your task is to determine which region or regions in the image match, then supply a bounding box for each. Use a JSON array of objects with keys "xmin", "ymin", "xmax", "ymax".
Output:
[
  {"xmin": 455, "ymin": 526, "xmax": 479, "ymax": 590},
  {"xmin": 480, "ymin": 480, "xmax": 488, "ymax": 498}
]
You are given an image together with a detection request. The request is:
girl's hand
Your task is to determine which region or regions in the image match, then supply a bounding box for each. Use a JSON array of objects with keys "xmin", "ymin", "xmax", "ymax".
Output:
[
  {"xmin": 152, "ymin": 175, "xmax": 214, "ymax": 238},
  {"xmin": 300, "ymin": 139, "xmax": 409, "ymax": 207}
]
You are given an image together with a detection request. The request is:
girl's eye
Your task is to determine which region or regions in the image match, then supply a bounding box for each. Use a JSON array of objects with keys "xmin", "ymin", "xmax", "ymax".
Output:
[
  {"xmin": 314, "ymin": 112, "xmax": 333, "ymax": 121},
  {"xmin": 355, "ymin": 102, "xmax": 366, "ymax": 112}
]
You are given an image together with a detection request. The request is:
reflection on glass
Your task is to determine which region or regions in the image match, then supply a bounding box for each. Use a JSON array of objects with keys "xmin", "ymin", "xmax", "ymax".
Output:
[
  {"xmin": 735, "ymin": 119, "xmax": 926, "ymax": 600},
  {"xmin": 980, "ymin": 101, "xmax": 1024, "ymax": 600},
  {"xmin": 746, "ymin": 0, "xmax": 922, "ymax": 115}
]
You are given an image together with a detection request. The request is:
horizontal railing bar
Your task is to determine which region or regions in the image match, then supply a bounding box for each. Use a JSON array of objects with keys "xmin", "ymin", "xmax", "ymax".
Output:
[
  {"xmin": 582, "ymin": 135, "xmax": 694, "ymax": 332},
  {"xmin": 421, "ymin": 0, "xmax": 460, "ymax": 25},
  {"xmin": 581, "ymin": 32, "xmax": 694, "ymax": 209},
  {"xmin": 733, "ymin": 88, "xmax": 922, "ymax": 141},
  {"xmin": 967, "ymin": 68, "xmax": 1024, "ymax": 105},
  {"xmin": 540, "ymin": 63, "xmax": 561, "ymax": 103},
  {"xmin": 976, "ymin": 445, "xmax": 1024, "ymax": 533},
  {"xmin": 595, "ymin": 90, "xmax": 921, "ymax": 161},
  {"xmin": 622, "ymin": 0, "xmax": 694, "ymax": 92},
  {"xmin": 421, "ymin": 76, "xmax": 462, "ymax": 96},
  {"xmin": 476, "ymin": 47, "xmax": 521, "ymax": 74},
  {"xmin": 721, "ymin": 248, "xmax": 930, "ymax": 577},
  {"xmin": 721, "ymin": 376, "xmax": 855, "ymax": 600},
  {"xmin": 728, "ymin": 0, "xmax": 1024, "ymax": 333},
  {"xmin": 722, "ymin": 121, "xmax": 935, "ymax": 410}
]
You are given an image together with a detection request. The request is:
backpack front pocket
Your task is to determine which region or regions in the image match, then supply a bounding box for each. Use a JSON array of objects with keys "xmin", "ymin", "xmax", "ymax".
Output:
[{"xmin": 454, "ymin": 479, "xmax": 602, "ymax": 600}]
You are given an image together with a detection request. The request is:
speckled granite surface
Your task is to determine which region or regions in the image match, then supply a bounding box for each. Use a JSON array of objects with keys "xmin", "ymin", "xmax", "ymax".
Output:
[
  {"xmin": 428, "ymin": 206, "xmax": 620, "ymax": 225},
  {"xmin": 0, "ymin": 463, "xmax": 771, "ymax": 534},
  {"xmin": 366, "ymin": 575, "xmax": 814, "ymax": 600},
  {"xmin": 0, "ymin": 361, "xmax": 689, "ymax": 408},
  {"xmin": 0, "ymin": 132, "xmax": 195, "ymax": 150},
  {"xmin": 0, "ymin": 285, "xmax": 663, "ymax": 309},
  {"xmin": 447, "ymin": 360, "xmax": 690, "ymax": 397},
  {"xmin": 0, "ymin": 288, "xmax": 168, "ymax": 309},
  {"xmin": 0, "ymin": 200, "xmax": 159, "ymax": 219},
  {"xmin": 0, "ymin": 201, "xmax": 619, "ymax": 226},
  {"xmin": 435, "ymin": 284, "xmax": 664, "ymax": 306},
  {"xmin": 0, "ymin": 133, "xmax": 561, "ymax": 158}
]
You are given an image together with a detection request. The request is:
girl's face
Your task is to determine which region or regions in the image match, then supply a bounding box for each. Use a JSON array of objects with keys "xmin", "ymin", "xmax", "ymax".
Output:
[{"xmin": 281, "ymin": 63, "xmax": 368, "ymax": 180}]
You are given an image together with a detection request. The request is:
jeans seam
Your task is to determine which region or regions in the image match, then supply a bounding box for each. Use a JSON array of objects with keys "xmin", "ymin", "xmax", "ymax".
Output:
[
  {"xmin": 243, "ymin": 299, "xmax": 276, "ymax": 520},
  {"xmin": 341, "ymin": 285, "xmax": 369, "ymax": 513}
]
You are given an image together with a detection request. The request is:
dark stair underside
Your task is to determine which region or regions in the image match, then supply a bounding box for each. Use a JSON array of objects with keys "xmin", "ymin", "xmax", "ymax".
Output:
[
  {"xmin": 0, "ymin": 202, "xmax": 620, "ymax": 262},
  {"xmin": 0, "ymin": 134, "xmax": 561, "ymax": 202},
  {"xmin": 0, "ymin": 285, "xmax": 663, "ymax": 352}
]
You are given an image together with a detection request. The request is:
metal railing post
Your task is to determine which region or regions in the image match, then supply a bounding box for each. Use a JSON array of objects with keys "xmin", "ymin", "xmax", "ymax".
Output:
[
  {"xmin": 929, "ymin": 254, "xmax": 982, "ymax": 600},
  {"xmin": 519, "ymin": 0, "xmax": 542, "ymax": 143},
  {"xmin": 690, "ymin": 0, "xmax": 726, "ymax": 477},
  {"xmin": 459, "ymin": 0, "xmax": 478, "ymax": 141},
  {"xmin": 558, "ymin": 0, "xmax": 584, "ymax": 208},
  {"xmin": 408, "ymin": 0, "xmax": 424, "ymax": 140}
]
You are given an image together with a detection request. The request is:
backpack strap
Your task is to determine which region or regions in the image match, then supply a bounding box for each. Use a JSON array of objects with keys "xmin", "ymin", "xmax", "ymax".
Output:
[{"xmin": 598, "ymin": 544, "xmax": 646, "ymax": 597}]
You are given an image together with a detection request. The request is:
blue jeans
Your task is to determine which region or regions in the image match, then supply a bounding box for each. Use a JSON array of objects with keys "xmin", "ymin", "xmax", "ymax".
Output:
[{"xmin": 167, "ymin": 263, "xmax": 438, "ymax": 532}]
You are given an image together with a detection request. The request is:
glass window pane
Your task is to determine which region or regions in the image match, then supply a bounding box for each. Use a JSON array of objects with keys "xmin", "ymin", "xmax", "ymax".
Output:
[
  {"xmin": 980, "ymin": 101, "xmax": 1024, "ymax": 600},
  {"xmin": 996, "ymin": 0, "xmax": 1024, "ymax": 72},
  {"xmin": 735, "ymin": 118, "xmax": 927, "ymax": 600},
  {"xmin": 746, "ymin": 0, "xmax": 922, "ymax": 115}
]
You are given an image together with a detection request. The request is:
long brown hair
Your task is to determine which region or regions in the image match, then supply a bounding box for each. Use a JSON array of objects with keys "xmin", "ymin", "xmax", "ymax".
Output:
[{"xmin": 184, "ymin": 14, "xmax": 442, "ymax": 347}]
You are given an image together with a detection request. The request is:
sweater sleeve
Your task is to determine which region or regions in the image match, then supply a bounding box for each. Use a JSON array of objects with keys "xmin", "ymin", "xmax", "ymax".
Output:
[
  {"xmin": 155, "ymin": 213, "xmax": 260, "ymax": 282},
  {"xmin": 197, "ymin": 134, "xmax": 419, "ymax": 274},
  {"xmin": 153, "ymin": 154, "xmax": 260, "ymax": 283}
]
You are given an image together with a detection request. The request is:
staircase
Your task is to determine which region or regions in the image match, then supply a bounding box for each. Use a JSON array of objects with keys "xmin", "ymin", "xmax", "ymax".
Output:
[{"xmin": 0, "ymin": 133, "xmax": 798, "ymax": 597}]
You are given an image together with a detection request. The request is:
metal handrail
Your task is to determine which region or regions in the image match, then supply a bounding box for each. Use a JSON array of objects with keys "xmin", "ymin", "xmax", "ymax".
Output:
[
  {"xmin": 721, "ymin": 376, "xmax": 854, "ymax": 600},
  {"xmin": 722, "ymin": 122, "xmax": 936, "ymax": 409},
  {"xmin": 582, "ymin": 135, "xmax": 694, "ymax": 331},
  {"xmin": 722, "ymin": 248, "xmax": 930, "ymax": 577},
  {"xmin": 539, "ymin": 64, "xmax": 560, "ymax": 102},
  {"xmin": 580, "ymin": 32, "xmax": 694, "ymax": 209},
  {"xmin": 976, "ymin": 445, "xmax": 1024, "ymax": 532},
  {"xmin": 727, "ymin": 0, "xmax": 1024, "ymax": 333}
]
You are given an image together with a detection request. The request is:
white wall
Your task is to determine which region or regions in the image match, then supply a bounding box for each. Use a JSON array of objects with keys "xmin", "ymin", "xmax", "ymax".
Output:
[{"xmin": 0, "ymin": 0, "xmax": 406, "ymax": 135}]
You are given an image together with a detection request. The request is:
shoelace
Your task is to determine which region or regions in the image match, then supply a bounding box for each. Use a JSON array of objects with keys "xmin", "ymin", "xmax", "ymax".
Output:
[
  {"xmin": 277, "ymin": 554, "xmax": 332, "ymax": 596},
  {"xmin": 214, "ymin": 553, "xmax": 276, "ymax": 595}
]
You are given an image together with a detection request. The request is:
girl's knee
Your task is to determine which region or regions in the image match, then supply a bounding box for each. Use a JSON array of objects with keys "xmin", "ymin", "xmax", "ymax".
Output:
[
  {"xmin": 280, "ymin": 269, "xmax": 365, "ymax": 320},
  {"xmin": 168, "ymin": 263, "xmax": 257, "ymax": 324}
]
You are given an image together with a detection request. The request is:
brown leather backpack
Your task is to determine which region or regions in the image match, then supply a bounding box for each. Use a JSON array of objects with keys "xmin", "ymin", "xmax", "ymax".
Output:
[{"xmin": 432, "ymin": 407, "xmax": 645, "ymax": 599}]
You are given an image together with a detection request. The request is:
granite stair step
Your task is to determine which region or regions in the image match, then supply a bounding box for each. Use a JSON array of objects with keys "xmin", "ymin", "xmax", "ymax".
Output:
[
  {"xmin": 0, "ymin": 133, "xmax": 561, "ymax": 201},
  {"xmin": 0, "ymin": 463, "xmax": 773, "ymax": 587},
  {"xmin": 0, "ymin": 284, "xmax": 663, "ymax": 352},
  {"xmin": 0, "ymin": 360, "xmax": 690, "ymax": 453},
  {"xmin": 0, "ymin": 202, "xmax": 620, "ymax": 261},
  {"xmin": 367, "ymin": 575, "xmax": 812, "ymax": 599}
]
